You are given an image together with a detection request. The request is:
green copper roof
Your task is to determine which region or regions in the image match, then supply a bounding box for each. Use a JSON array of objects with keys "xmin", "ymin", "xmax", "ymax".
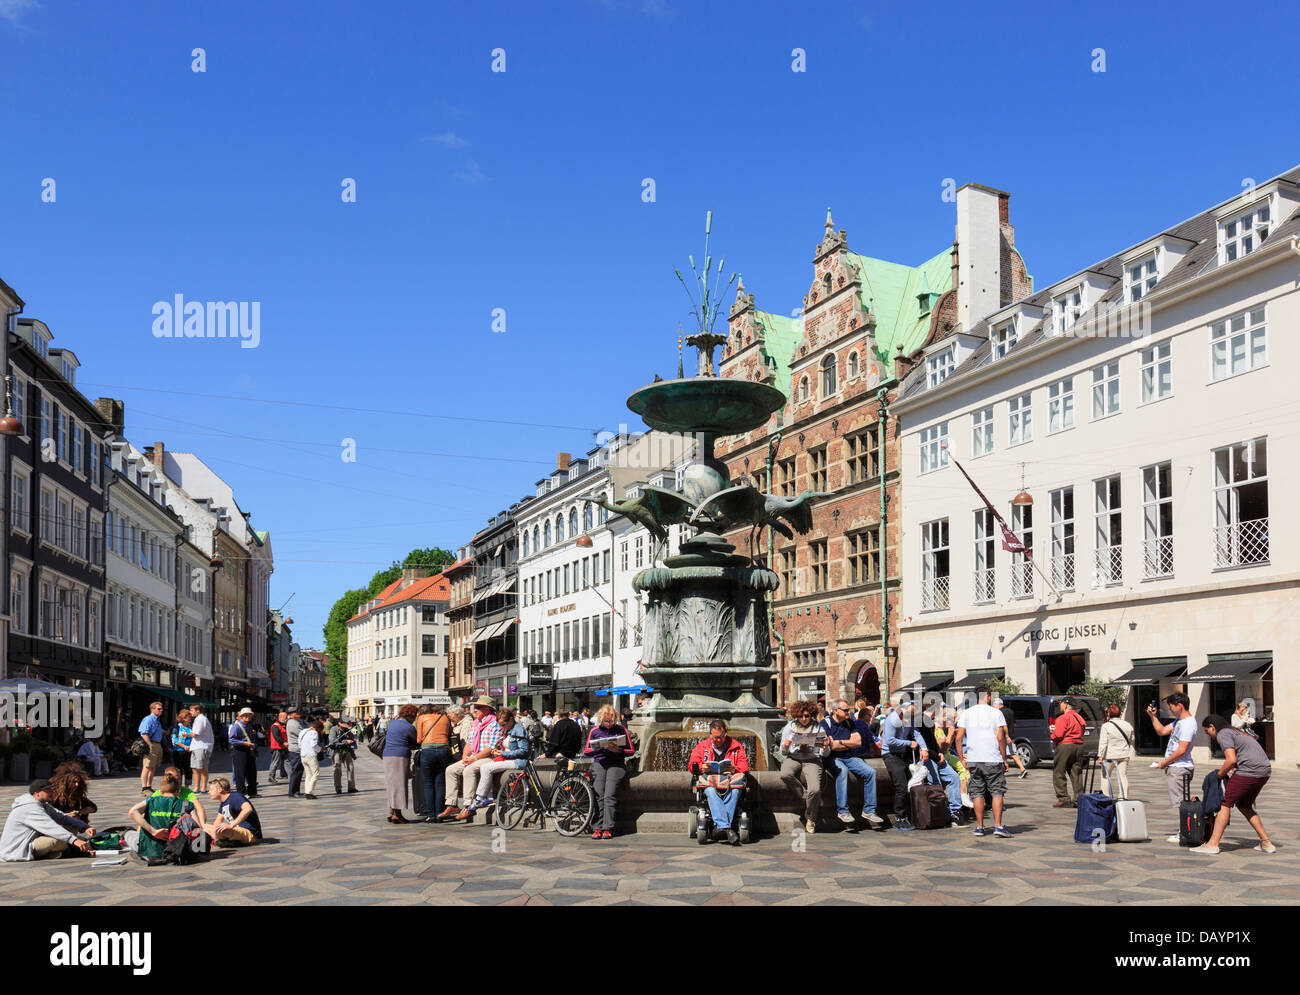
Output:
[
  {"xmin": 751, "ymin": 309, "xmax": 801, "ymax": 400},
  {"xmin": 846, "ymin": 246, "xmax": 952, "ymax": 364}
]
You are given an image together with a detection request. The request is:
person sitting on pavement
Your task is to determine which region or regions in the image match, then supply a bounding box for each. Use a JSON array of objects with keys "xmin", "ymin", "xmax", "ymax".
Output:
[
  {"xmin": 203, "ymin": 777, "xmax": 263, "ymax": 847},
  {"xmin": 688, "ymin": 719, "xmax": 750, "ymax": 845},
  {"xmin": 822, "ymin": 698, "xmax": 886, "ymax": 829},
  {"xmin": 436, "ymin": 696, "xmax": 501, "ymax": 822},
  {"xmin": 583, "ymin": 705, "xmax": 636, "ymax": 840},
  {"xmin": 49, "ymin": 762, "xmax": 98, "ymax": 822},
  {"xmin": 881, "ymin": 699, "xmax": 927, "ymax": 830},
  {"xmin": 1190, "ymin": 715, "xmax": 1276, "ymax": 856},
  {"xmin": 460, "ymin": 707, "xmax": 532, "ymax": 820},
  {"xmin": 129, "ymin": 773, "xmax": 193, "ymax": 862},
  {"xmin": 780, "ymin": 699, "xmax": 829, "ymax": 833},
  {"xmin": 0, "ymin": 779, "xmax": 94, "ymax": 861},
  {"xmin": 544, "ymin": 709, "xmax": 583, "ymax": 760},
  {"xmin": 150, "ymin": 766, "xmax": 207, "ymax": 825}
]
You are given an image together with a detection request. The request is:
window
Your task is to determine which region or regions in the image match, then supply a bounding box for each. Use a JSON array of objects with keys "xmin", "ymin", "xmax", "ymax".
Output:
[
  {"xmin": 1008, "ymin": 392, "xmax": 1032, "ymax": 446},
  {"xmin": 10, "ymin": 469, "xmax": 28, "ymax": 532},
  {"xmin": 809, "ymin": 539, "xmax": 828, "ymax": 592},
  {"xmin": 1142, "ymin": 461, "xmax": 1174, "ymax": 578},
  {"xmin": 779, "ymin": 547, "xmax": 796, "ymax": 596},
  {"xmin": 522, "ymin": 533, "xmax": 529, "ymax": 557},
  {"xmin": 73, "ymin": 424, "xmax": 82, "ymax": 475},
  {"xmin": 582, "ymin": 617, "xmax": 591, "ymax": 658},
  {"xmin": 1049, "ymin": 486, "xmax": 1075, "ymax": 590},
  {"xmin": 422, "ymin": 668, "xmax": 437, "ymax": 690},
  {"xmin": 1213, "ymin": 438, "xmax": 1268, "ymax": 567},
  {"xmin": 1052, "ymin": 288, "xmax": 1082, "ymax": 335},
  {"xmin": 1141, "ymin": 341, "xmax": 1173, "ymax": 402},
  {"xmin": 11, "ymin": 376, "xmax": 23, "ymax": 430},
  {"xmin": 1091, "ymin": 361, "xmax": 1120, "ymax": 419},
  {"xmin": 532, "ymin": 525, "xmax": 540, "ymax": 552},
  {"xmin": 971, "ymin": 406, "xmax": 994, "ymax": 457},
  {"xmin": 563, "ymin": 563, "xmax": 569, "ymax": 594},
  {"xmin": 582, "ymin": 558, "xmax": 589, "ymax": 589},
  {"xmin": 848, "ymin": 352, "xmax": 859, "ymax": 378},
  {"xmin": 1221, "ymin": 201, "xmax": 1270, "ymax": 263},
  {"xmin": 602, "ymin": 549, "xmax": 610, "ymax": 580},
  {"xmin": 10, "ymin": 570, "xmax": 25, "ymax": 633},
  {"xmin": 634, "ymin": 536, "xmax": 644, "ymax": 569},
  {"xmin": 927, "ymin": 348, "xmax": 954, "ymax": 387},
  {"xmin": 422, "ymin": 605, "xmax": 437, "ymax": 623},
  {"xmin": 919, "ymin": 423, "xmax": 949, "ymax": 474},
  {"xmin": 846, "ymin": 427, "xmax": 879, "ymax": 483},
  {"xmin": 1210, "ymin": 306, "xmax": 1266, "ymax": 381},
  {"xmin": 809, "ymin": 446, "xmax": 828, "ymax": 491},
  {"xmin": 777, "ymin": 457, "xmax": 797, "ymax": 497},
  {"xmin": 57, "ymin": 497, "xmax": 70, "ymax": 551},
  {"xmin": 920, "ymin": 519, "xmax": 950, "ymax": 611},
  {"xmin": 848, "ymin": 527, "xmax": 880, "ymax": 586},
  {"xmin": 555, "ymin": 515, "xmax": 565, "ymax": 543},
  {"xmin": 40, "ymin": 398, "xmax": 50, "ymax": 449},
  {"xmin": 543, "ymin": 521, "xmax": 551, "ymax": 547},
  {"xmin": 1125, "ymin": 255, "xmax": 1157, "ymax": 302},
  {"xmin": 798, "ymin": 377, "xmax": 810, "ymax": 403},
  {"xmin": 620, "ymin": 542, "xmax": 628, "ymax": 572},
  {"xmin": 569, "ymin": 508, "xmax": 578, "ymax": 537},
  {"xmin": 821, "ymin": 355, "xmax": 837, "ymax": 396},
  {"xmin": 56, "ymin": 411, "xmax": 67, "ymax": 463},
  {"xmin": 582, "ymin": 503, "xmax": 592, "ymax": 531},
  {"xmin": 973, "ymin": 509, "xmax": 995, "ymax": 603},
  {"xmin": 991, "ymin": 320, "xmax": 1017, "ymax": 361},
  {"xmin": 1094, "ymin": 476, "xmax": 1122, "ymax": 586}
]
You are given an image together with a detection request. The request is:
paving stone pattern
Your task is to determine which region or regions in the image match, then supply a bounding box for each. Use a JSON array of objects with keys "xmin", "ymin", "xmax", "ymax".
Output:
[{"xmin": 1, "ymin": 752, "xmax": 1294, "ymax": 906}]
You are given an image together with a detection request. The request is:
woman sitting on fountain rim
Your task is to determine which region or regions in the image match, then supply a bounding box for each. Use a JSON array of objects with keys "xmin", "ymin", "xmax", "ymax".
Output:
[{"xmin": 688, "ymin": 720, "xmax": 750, "ymax": 845}]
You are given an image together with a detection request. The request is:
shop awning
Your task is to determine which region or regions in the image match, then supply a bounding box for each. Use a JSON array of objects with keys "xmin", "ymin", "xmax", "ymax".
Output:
[
  {"xmin": 472, "ymin": 625, "xmax": 495, "ymax": 643},
  {"xmin": 596, "ymin": 685, "xmax": 654, "ymax": 696},
  {"xmin": 1184, "ymin": 654, "xmax": 1273, "ymax": 684},
  {"xmin": 0, "ymin": 678, "xmax": 90, "ymax": 696},
  {"xmin": 1109, "ymin": 659, "xmax": 1188, "ymax": 686},
  {"xmin": 946, "ymin": 670, "xmax": 1005, "ymax": 693},
  {"xmin": 898, "ymin": 673, "xmax": 953, "ymax": 696}
]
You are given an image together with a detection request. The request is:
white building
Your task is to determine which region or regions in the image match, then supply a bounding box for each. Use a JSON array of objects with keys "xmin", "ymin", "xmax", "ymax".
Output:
[
  {"xmin": 893, "ymin": 170, "xmax": 1300, "ymax": 765},
  {"xmin": 247, "ymin": 529, "xmax": 273, "ymax": 693}
]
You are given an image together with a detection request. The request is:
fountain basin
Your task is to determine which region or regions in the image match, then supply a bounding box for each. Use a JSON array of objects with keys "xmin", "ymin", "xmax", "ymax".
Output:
[{"xmin": 628, "ymin": 378, "xmax": 784, "ymax": 436}]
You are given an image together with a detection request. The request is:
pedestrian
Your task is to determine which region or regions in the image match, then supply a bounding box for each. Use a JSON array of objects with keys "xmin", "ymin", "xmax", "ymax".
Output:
[
  {"xmin": 1147, "ymin": 691, "xmax": 1196, "ymax": 841},
  {"xmin": 286, "ymin": 709, "xmax": 304, "ymax": 798},
  {"xmin": 330, "ymin": 718, "xmax": 360, "ymax": 795},
  {"xmin": 955, "ymin": 685, "xmax": 1012, "ymax": 838},
  {"xmin": 1191, "ymin": 714, "xmax": 1277, "ymax": 855},
  {"xmin": 171, "ymin": 709, "xmax": 194, "ymax": 787},
  {"xmin": 299, "ymin": 720, "xmax": 322, "ymax": 799},
  {"xmin": 268, "ymin": 711, "xmax": 289, "ymax": 784},
  {"xmin": 780, "ymin": 700, "xmax": 827, "ymax": 832},
  {"xmin": 137, "ymin": 700, "xmax": 166, "ymax": 796},
  {"xmin": 383, "ymin": 704, "xmax": 420, "ymax": 824},
  {"xmin": 203, "ymin": 777, "xmax": 262, "ymax": 848},
  {"xmin": 414, "ymin": 706, "xmax": 452, "ymax": 822},
  {"xmin": 0, "ymin": 779, "xmax": 93, "ymax": 861},
  {"xmin": 1096, "ymin": 704, "xmax": 1134, "ymax": 798},
  {"xmin": 540, "ymin": 710, "xmax": 554, "ymax": 730},
  {"xmin": 1049, "ymin": 698, "xmax": 1087, "ymax": 808},
  {"xmin": 583, "ymin": 705, "xmax": 636, "ymax": 839},
  {"xmin": 228, "ymin": 707, "xmax": 260, "ymax": 798},
  {"xmin": 189, "ymin": 702, "xmax": 214, "ymax": 793},
  {"xmin": 545, "ymin": 710, "xmax": 583, "ymax": 759},
  {"xmin": 992, "ymin": 697, "xmax": 1029, "ymax": 779}
]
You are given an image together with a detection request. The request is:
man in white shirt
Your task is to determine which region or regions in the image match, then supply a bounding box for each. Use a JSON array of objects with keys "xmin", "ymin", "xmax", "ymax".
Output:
[
  {"xmin": 955, "ymin": 685, "xmax": 1011, "ymax": 838},
  {"xmin": 188, "ymin": 702, "xmax": 215, "ymax": 793},
  {"xmin": 1147, "ymin": 691, "xmax": 1196, "ymax": 841}
]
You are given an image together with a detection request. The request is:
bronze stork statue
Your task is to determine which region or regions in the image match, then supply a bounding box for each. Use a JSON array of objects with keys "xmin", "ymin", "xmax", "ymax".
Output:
[
  {"xmin": 689, "ymin": 486, "xmax": 829, "ymax": 562},
  {"xmin": 584, "ymin": 486, "xmax": 695, "ymax": 564}
]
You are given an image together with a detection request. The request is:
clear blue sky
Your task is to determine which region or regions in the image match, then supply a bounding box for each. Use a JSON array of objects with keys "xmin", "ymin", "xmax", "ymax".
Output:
[{"xmin": 1, "ymin": 0, "xmax": 1293, "ymax": 643}]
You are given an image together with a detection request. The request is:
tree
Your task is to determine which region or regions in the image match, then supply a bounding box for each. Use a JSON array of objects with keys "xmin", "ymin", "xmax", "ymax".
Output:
[
  {"xmin": 1067, "ymin": 677, "xmax": 1128, "ymax": 711},
  {"xmin": 986, "ymin": 676, "xmax": 1024, "ymax": 697},
  {"xmin": 326, "ymin": 654, "xmax": 347, "ymax": 712}
]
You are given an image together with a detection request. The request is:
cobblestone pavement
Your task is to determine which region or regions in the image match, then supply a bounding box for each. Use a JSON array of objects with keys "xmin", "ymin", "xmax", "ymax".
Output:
[{"xmin": 1, "ymin": 752, "xmax": 1295, "ymax": 905}]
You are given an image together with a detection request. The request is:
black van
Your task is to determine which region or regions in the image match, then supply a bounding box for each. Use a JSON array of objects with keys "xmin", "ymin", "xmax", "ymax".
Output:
[{"xmin": 1000, "ymin": 695, "xmax": 1102, "ymax": 767}]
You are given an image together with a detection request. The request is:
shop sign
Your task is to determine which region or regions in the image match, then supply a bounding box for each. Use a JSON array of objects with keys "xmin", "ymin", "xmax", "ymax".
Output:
[
  {"xmin": 547, "ymin": 603, "xmax": 577, "ymax": 617},
  {"xmin": 507, "ymin": 684, "xmax": 518, "ymax": 694},
  {"xmin": 1021, "ymin": 622, "xmax": 1108, "ymax": 643}
]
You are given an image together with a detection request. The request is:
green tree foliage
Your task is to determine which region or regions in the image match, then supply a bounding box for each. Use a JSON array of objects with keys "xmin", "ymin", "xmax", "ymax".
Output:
[
  {"xmin": 1067, "ymin": 677, "xmax": 1128, "ymax": 710},
  {"xmin": 986, "ymin": 676, "xmax": 1024, "ymax": 697},
  {"xmin": 326, "ymin": 654, "xmax": 347, "ymax": 712}
]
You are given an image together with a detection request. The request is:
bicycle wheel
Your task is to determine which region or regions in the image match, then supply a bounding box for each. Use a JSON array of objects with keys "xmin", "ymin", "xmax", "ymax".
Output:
[
  {"xmin": 495, "ymin": 769, "xmax": 532, "ymax": 830},
  {"xmin": 549, "ymin": 773, "xmax": 596, "ymax": 837}
]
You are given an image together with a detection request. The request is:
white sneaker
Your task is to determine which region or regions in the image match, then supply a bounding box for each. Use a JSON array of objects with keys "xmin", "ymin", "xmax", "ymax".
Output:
[
  {"xmin": 1166, "ymin": 835, "xmax": 1181, "ymax": 844},
  {"xmin": 1254, "ymin": 842, "xmax": 1278, "ymax": 853},
  {"xmin": 837, "ymin": 812, "xmax": 855, "ymax": 824},
  {"xmin": 805, "ymin": 819, "xmax": 816, "ymax": 834},
  {"xmin": 863, "ymin": 812, "xmax": 885, "ymax": 827}
]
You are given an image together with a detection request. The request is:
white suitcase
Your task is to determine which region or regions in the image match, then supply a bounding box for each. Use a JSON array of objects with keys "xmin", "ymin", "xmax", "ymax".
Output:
[{"xmin": 1106, "ymin": 761, "xmax": 1149, "ymax": 842}]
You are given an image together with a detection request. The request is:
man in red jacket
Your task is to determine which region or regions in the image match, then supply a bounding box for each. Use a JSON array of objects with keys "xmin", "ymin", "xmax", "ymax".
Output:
[
  {"xmin": 268, "ymin": 711, "xmax": 289, "ymax": 785},
  {"xmin": 1050, "ymin": 698, "xmax": 1087, "ymax": 808},
  {"xmin": 688, "ymin": 720, "xmax": 750, "ymax": 845}
]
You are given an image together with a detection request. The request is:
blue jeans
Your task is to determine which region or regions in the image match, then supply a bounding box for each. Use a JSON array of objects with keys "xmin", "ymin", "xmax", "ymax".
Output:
[
  {"xmin": 926, "ymin": 760, "xmax": 963, "ymax": 816},
  {"xmin": 704, "ymin": 787, "xmax": 741, "ymax": 829},
  {"xmin": 830, "ymin": 756, "xmax": 878, "ymax": 816},
  {"xmin": 419, "ymin": 746, "xmax": 451, "ymax": 816}
]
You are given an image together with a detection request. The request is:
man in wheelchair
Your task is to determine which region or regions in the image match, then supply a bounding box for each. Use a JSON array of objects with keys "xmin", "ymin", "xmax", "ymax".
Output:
[{"xmin": 688, "ymin": 719, "xmax": 751, "ymax": 845}]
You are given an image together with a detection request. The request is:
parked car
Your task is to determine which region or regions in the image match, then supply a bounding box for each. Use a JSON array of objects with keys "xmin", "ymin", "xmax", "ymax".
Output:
[{"xmin": 1000, "ymin": 695, "xmax": 1102, "ymax": 768}]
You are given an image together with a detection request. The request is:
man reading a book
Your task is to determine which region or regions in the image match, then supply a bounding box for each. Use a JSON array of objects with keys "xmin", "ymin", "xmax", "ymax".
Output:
[{"xmin": 689, "ymin": 719, "xmax": 750, "ymax": 845}]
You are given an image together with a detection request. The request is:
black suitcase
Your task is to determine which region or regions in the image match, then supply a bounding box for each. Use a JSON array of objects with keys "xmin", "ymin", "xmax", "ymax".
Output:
[
  {"xmin": 909, "ymin": 781, "xmax": 951, "ymax": 829},
  {"xmin": 1178, "ymin": 776, "xmax": 1204, "ymax": 847}
]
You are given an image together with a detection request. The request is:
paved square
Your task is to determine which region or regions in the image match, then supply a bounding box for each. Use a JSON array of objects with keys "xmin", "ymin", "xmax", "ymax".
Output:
[{"xmin": 1, "ymin": 754, "xmax": 1294, "ymax": 905}]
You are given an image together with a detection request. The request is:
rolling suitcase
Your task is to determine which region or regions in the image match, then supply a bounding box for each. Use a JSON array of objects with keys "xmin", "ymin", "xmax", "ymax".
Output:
[
  {"xmin": 1178, "ymin": 777, "xmax": 1204, "ymax": 847},
  {"xmin": 909, "ymin": 779, "xmax": 951, "ymax": 829},
  {"xmin": 1105, "ymin": 761, "xmax": 1148, "ymax": 842},
  {"xmin": 1073, "ymin": 754, "xmax": 1117, "ymax": 844}
]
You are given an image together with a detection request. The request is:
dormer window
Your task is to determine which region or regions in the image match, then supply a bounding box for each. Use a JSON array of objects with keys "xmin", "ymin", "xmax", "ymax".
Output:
[
  {"xmin": 1221, "ymin": 201, "xmax": 1270, "ymax": 263},
  {"xmin": 1052, "ymin": 288, "xmax": 1082, "ymax": 335},
  {"xmin": 926, "ymin": 348, "xmax": 954, "ymax": 388},
  {"xmin": 34, "ymin": 329, "xmax": 50, "ymax": 360},
  {"xmin": 1125, "ymin": 255, "xmax": 1158, "ymax": 302},
  {"xmin": 990, "ymin": 320, "xmax": 1017, "ymax": 361},
  {"xmin": 61, "ymin": 358, "xmax": 76, "ymax": 385}
]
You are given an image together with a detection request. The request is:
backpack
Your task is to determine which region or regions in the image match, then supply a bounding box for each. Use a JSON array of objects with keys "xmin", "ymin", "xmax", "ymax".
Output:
[{"xmin": 163, "ymin": 814, "xmax": 204, "ymax": 865}]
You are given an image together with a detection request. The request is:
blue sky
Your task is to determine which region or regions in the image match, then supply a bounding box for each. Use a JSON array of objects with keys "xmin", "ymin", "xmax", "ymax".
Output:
[{"xmin": 1, "ymin": 0, "xmax": 1294, "ymax": 643}]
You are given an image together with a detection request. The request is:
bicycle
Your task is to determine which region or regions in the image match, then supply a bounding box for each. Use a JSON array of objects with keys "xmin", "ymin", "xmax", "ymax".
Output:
[{"xmin": 494, "ymin": 753, "xmax": 596, "ymax": 837}]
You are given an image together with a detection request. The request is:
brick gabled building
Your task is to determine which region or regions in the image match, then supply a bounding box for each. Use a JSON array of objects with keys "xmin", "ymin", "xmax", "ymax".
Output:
[{"xmin": 716, "ymin": 192, "xmax": 1032, "ymax": 707}]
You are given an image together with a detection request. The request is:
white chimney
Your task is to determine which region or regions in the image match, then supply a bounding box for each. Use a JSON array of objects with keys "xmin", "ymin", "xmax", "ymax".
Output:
[{"xmin": 955, "ymin": 183, "xmax": 1008, "ymax": 330}]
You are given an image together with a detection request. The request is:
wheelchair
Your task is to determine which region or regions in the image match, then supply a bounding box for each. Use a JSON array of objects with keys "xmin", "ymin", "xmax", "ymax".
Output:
[{"xmin": 686, "ymin": 762, "xmax": 753, "ymax": 844}]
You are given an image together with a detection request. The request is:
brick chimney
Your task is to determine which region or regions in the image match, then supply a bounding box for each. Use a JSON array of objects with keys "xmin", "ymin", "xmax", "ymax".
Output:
[
  {"xmin": 149, "ymin": 440, "xmax": 165, "ymax": 469},
  {"xmin": 94, "ymin": 397, "xmax": 124, "ymax": 433},
  {"xmin": 557, "ymin": 452, "xmax": 571, "ymax": 472}
]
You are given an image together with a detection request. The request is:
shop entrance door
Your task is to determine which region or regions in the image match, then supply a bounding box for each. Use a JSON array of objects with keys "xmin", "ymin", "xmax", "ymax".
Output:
[
  {"xmin": 1133, "ymin": 684, "xmax": 1162, "ymax": 754},
  {"xmin": 1038, "ymin": 651, "xmax": 1087, "ymax": 696}
]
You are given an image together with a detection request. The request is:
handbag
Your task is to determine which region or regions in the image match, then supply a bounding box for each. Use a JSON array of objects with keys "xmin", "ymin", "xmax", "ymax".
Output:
[
  {"xmin": 367, "ymin": 729, "xmax": 387, "ymax": 758},
  {"xmin": 130, "ymin": 741, "xmax": 149, "ymax": 758}
]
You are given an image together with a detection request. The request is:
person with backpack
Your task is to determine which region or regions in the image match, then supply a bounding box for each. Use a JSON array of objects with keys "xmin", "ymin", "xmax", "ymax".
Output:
[
  {"xmin": 1097, "ymin": 704, "xmax": 1135, "ymax": 798},
  {"xmin": 268, "ymin": 711, "xmax": 289, "ymax": 784},
  {"xmin": 128, "ymin": 773, "xmax": 193, "ymax": 862},
  {"xmin": 1190, "ymin": 714, "xmax": 1277, "ymax": 855},
  {"xmin": 330, "ymin": 718, "xmax": 360, "ymax": 795}
]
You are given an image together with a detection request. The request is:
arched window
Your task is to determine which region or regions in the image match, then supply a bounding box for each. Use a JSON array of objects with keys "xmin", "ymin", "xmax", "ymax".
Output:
[
  {"xmin": 569, "ymin": 508, "xmax": 578, "ymax": 537},
  {"xmin": 821, "ymin": 355, "xmax": 837, "ymax": 396},
  {"xmin": 599, "ymin": 497, "xmax": 609, "ymax": 524},
  {"xmin": 822, "ymin": 273, "xmax": 833, "ymax": 297},
  {"xmin": 583, "ymin": 504, "xmax": 592, "ymax": 531},
  {"xmin": 555, "ymin": 514, "xmax": 565, "ymax": 542},
  {"xmin": 522, "ymin": 533, "xmax": 529, "ymax": 558},
  {"xmin": 799, "ymin": 377, "xmax": 810, "ymax": 402},
  {"xmin": 848, "ymin": 351, "xmax": 859, "ymax": 378},
  {"xmin": 543, "ymin": 522, "xmax": 551, "ymax": 547},
  {"xmin": 533, "ymin": 525, "xmax": 540, "ymax": 551}
]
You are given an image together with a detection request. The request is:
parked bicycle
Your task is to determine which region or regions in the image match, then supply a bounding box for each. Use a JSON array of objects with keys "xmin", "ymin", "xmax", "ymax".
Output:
[{"xmin": 495, "ymin": 753, "xmax": 596, "ymax": 836}]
